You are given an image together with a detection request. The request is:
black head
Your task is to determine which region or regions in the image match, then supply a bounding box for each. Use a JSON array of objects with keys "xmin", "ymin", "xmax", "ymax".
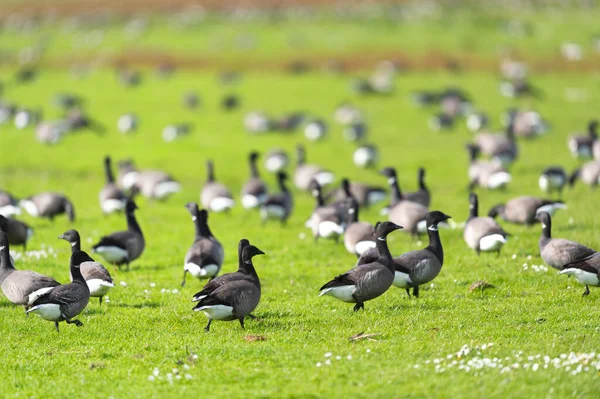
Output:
[
  {"xmin": 185, "ymin": 202, "xmax": 200, "ymax": 217},
  {"xmin": 341, "ymin": 178, "xmax": 351, "ymax": 191},
  {"xmin": 309, "ymin": 179, "xmax": 321, "ymax": 196},
  {"xmin": 373, "ymin": 221, "xmax": 403, "ymax": 237},
  {"xmin": 465, "ymin": 143, "xmax": 481, "ymax": 159},
  {"xmin": 589, "ymin": 120, "xmax": 598, "ymax": 136},
  {"xmin": 71, "ymin": 250, "xmax": 91, "ymax": 268},
  {"xmin": 125, "ymin": 198, "xmax": 138, "ymax": 213},
  {"xmin": 426, "ymin": 211, "xmax": 452, "ymax": 228},
  {"xmin": 58, "ymin": 229, "xmax": 80, "ymax": 243},
  {"xmin": 379, "ymin": 167, "xmax": 397, "ymax": 179},
  {"xmin": 488, "ymin": 204, "xmax": 505, "ymax": 219},
  {"xmin": 249, "ymin": 151, "xmax": 260, "ymax": 162},
  {"xmin": 238, "ymin": 239, "xmax": 250, "ymax": 254},
  {"xmin": 242, "ymin": 244, "xmax": 265, "ymax": 262},
  {"xmin": 0, "ymin": 215, "xmax": 8, "ymax": 231},
  {"xmin": 535, "ymin": 211, "xmax": 551, "ymax": 227},
  {"xmin": 418, "ymin": 167, "xmax": 425, "ymax": 179}
]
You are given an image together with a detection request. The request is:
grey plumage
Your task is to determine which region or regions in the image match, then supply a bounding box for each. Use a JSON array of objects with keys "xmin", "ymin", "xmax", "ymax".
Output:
[
  {"xmin": 567, "ymin": 120, "xmax": 597, "ymax": 159},
  {"xmin": 201, "ymin": 160, "xmax": 234, "ymax": 212},
  {"xmin": 488, "ymin": 196, "xmax": 566, "ymax": 225},
  {"xmin": 308, "ymin": 180, "xmax": 346, "ymax": 241},
  {"xmin": 260, "ymin": 171, "xmax": 293, "ymax": 225},
  {"xmin": 463, "ymin": 193, "xmax": 508, "ymax": 255},
  {"xmin": 0, "ymin": 215, "xmax": 33, "ymax": 250},
  {"xmin": 294, "ymin": 145, "xmax": 334, "ymax": 191},
  {"xmin": 241, "ymin": 151, "xmax": 268, "ymax": 209},
  {"xmin": 20, "ymin": 192, "xmax": 75, "ymax": 222},
  {"xmin": 539, "ymin": 166, "xmax": 567, "ymax": 195},
  {"xmin": 99, "ymin": 155, "xmax": 127, "ymax": 214},
  {"xmin": 466, "ymin": 144, "xmax": 511, "ymax": 190},
  {"xmin": 116, "ymin": 159, "xmax": 180, "ymax": 200},
  {"xmin": 327, "ymin": 181, "xmax": 387, "ymax": 208},
  {"xmin": 403, "ymin": 168, "xmax": 431, "ymax": 207},
  {"xmin": 343, "ymin": 202, "xmax": 376, "ymax": 257},
  {"xmin": 569, "ymin": 160, "xmax": 600, "ymax": 188}
]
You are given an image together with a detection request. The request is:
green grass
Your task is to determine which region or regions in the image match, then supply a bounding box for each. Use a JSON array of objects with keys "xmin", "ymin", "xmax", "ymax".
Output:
[{"xmin": 1, "ymin": 7, "xmax": 600, "ymax": 399}]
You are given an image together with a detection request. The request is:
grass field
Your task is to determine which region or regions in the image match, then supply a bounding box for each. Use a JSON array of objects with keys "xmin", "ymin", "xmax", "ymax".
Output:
[{"xmin": 1, "ymin": 3, "xmax": 600, "ymax": 398}]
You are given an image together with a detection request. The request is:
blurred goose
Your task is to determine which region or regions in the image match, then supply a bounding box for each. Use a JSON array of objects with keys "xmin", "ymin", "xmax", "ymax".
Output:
[
  {"xmin": 14, "ymin": 108, "xmax": 41, "ymax": 130},
  {"xmin": 116, "ymin": 160, "xmax": 181, "ymax": 200},
  {"xmin": 201, "ymin": 160, "xmax": 234, "ymax": 212},
  {"xmin": 20, "ymin": 192, "xmax": 75, "ymax": 222},
  {"xmin": 466, "ymin": 112, "xmax": 489, "ymax": 132},
  {"xmin": 0, "ymin": 190, "xmax": 21, "ymax": 218},
  {"xmin": 162, "ymin": 123, "xmax": 191, "ymax": 142},
  {"xmin": 260, "ymin": 171, "xmax": 293, "ymax": 226},
  {"xmin": 379, "ymin": 167, "xmax": 403, "ymax": 214},
  {"xmin": 241, "ymin": 152, "xmax": 268, "ymax": 210},
  {"xmin": 304, "ymin": 119, "xmax": 327, "ymax": 141},
  {"xmin": 294, "ymin": 145, "xmax": 335, "ymax": 191},
  {"xmin": 504, "ymin": 109, "xmax": 548, "ymax": 138},
  {"xmin": 221, "ymin": 94, "xmax": 240, "ymax": 111},
  {"xmin": 319, "ymin": 221, "xmax": 402, "ymax": 311},
  {"xmin": 183, "ymin": 91, "xmax": 200, "ymax": 109},
  {"xmin": 117, "ymin": 113, "xmax": 138, "ymax": 134},
  {"xmin": 464, "ymin": 193, "xmax": 508, "ymax": 255},
  {"xmin": 428, "ymin": 113, "xmax": 454, "ymax": 132},
  {"xmin": 92, "ymin": 199, "xmax": 144, "ymax": 270},
  {"xmin": 353, "ymin": 144, "xmax": 379, "ymax": 168},
  {"xmin": 35, "ymin": 120, "xmax": 67, "ymax": 145},
  {"xmin": 334, "ymin": 103, "xmax": 362, "ymax": 125},
  {"xmin": 65, "ymin": 109, "xmax": 105, "ymax": 134},
  {"xmin": 327, "ymin": 181, "xmax": 386, "ymax": 208},
  {"xmin": 381, "ymin": 168, "xmax": 429, "ymax": 236},
  {"xmin": 344, "ymin": 122, "xmax": 367, "ymax": 142},
  {"xmin": 264, "ymin": 149, "xmax": 289, "ymax": 173},
  {"xmin": 308, "ymin": 180, "xmax": 346, "ymax": 242},
  {"xmin": 560, "ymin": 253, "xmax": 600, "ymax": 296},
  {"xmin": 568, "ymin": 120, "xmax": 597, "ymax": 159},
  {"xmin": 58, "ymin": 230, "xmax": 114, "ymax": 304},
  {"xmin": 466, "ymin": 144, "xmax": 511, "ymax": 190},
  {"xmin": 488, "ymin": 196, "xmax": 566, "ymax": 225},
  {"xmin": 117, "ymin": 159, "xmax": 139, "ymax": 190},
  {"xmin": 536, "ymin": 212, "xmax": 596, "ymax": 271},
  {"xmin": 244, "ymin": 111, "xmax": 271, "ymax": 134},
  {"xmin": 343, "ymin": 202, "xmax": 376, "ymax": 256},
  {"xmin": 192, "ymin": 244, "xmax": 265, "ymax": 332},
  {"xmin": 27, "ymin": 250, "xmax": 91, "ymax": 332},
  {"xmin": 0, "ymin": 230, "xmax": 59, "ymax": 311},
  {"xmin": 0, "ymin": 215, "xmax": 33, "ymax": 251},
  {"xmin": 569, "ymin": 160, "xmax": 600, "ymax": 188},
  {"xmin": 99, "ymin": 156, "xmax": 127, "ymax": 215},
  {"xmin": 403, "ymin": 168, "xmax": 431, "ymax": 207},
  {"xmin": 181, "ymin": 203, "xmax": 224, "ymax": 287},
  {"xmin": 539, "ymin": 166, "xmax": 567, "ymax": 195}
]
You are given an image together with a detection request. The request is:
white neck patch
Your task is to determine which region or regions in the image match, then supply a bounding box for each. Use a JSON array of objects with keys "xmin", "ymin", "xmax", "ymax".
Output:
[
  {"xmin": 388, "ymin": 177, "xmax": 396, "ymax": 185},
  {"xmin": 542, "ymin": 223, "xmax": 547, "ymax": 229},
  {"xmin": 0, "ymin": 246, "xmax": 5, "ymax": 251},
  {"xmin": 312, "ymin": 190, "xmax": 319, "ymax": 197},
  {"xmin": 428, "ymin": 225, "xmax": 438, "ymax": 231},
  {"xmin": 377, "ymin": 237, "xmax": 386, "ymax": 241},
  {"xmin": 348, "ymin": 208, "xmax": 355, "ymax": 214},
  {"xmin": 244, "ymin": 260, "xmax": 251, "ymax": 264},
  {"xmin": 192, "ymin": 216, "xmax": 197, "ymax": 222},
  {"xmin": 71, "ymin": 242, "xmax": 77, "ymax": 247}
]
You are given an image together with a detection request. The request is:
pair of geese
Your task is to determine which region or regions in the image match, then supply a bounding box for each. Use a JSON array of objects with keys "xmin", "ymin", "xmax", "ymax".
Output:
[{"xmin": 0, "ymin": 190, "xmax": 75, "ymax": 222}]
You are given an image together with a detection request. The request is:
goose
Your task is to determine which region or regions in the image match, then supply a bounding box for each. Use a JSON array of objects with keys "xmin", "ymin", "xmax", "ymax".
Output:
[
  {"xmin": 116, "ymin": 159, "xmax": 139, "ymax": 191},
  {"xmin": 117, "ymin": 113, "xmax": 138, "ymax": 134},
  {"xmin": 244, "ymin": 111, "xmax": 271, "ymax": 134},
  {"xmin": 294, "ymin": 145, "xmax": 335, "ymax": 191},
  {"xmin": 14, "ymin": 108, "xmax": 41, "ymax": 130},
  {"xmin": 539, "ymin": 166, "xmax": 567, "ymax": 195},
  {"xmin": 308, "ymin": 180, "xmax": 346, "ymax": 242},
  {"xmin": 410, "ymin": 91, "xmax": 440, "ymax": 107},
  {"xmin": 466, "ymin": 112, "xmax": 489, "ymax": 132},
  {"xmin": 53, "ymin": 93, "xmax": 83, "ymax": 110},
  {"xmin": 480, "ymin": 123, "xmax": 518, "ymax": 166},
  {"xmin": 569, "ymin": 160, "xmax": 600, "ymax": 188},
  {"xmin": 0, "ymin": 190, "xmax": 21, "ymax": 217},
  {"xmin": 272, "ymin": 112, "xmax": 304, "ymax": 132},
  {"xmin": 192, "ymin": 244, "xmax": 265, "ymax": 332},
  {"xmin": 0, "ymin": 230, "xmax": 59, "ymax": 311},
  {"xmin": 439, "ymin": 88, "xmax": 471, "ymax": 117},
  {"xmin": 559, "ymin": 253, "xmax": 600, "ymax": 296},
  {"xmin": 334, "ymin": 103, "xmax": 362, "ymax": 125},
  {"xmin": 65, "ymin": 109, "xmax": 105, "ymax": 134},
  {"xmin": 463, "ymin": 193, "xmax": 508, "ymax": 255},
  {"xmin": 264, "ymin": 149, "xmax": 289, "ymax": 173},
  {"xmin": 379, "ymin": 166, "xmax": 403, "ymax": 214},
  {"xmin": 201, "ymin": 160, "xmax": 235, "ymax": 212},
  {"xmin": 92, "ymin": 199, "xmax": 145, "ymax": 270},
  {"xmin": 567, "ymin": 120, "xmax": 597, "ymax": 159},
  {"xmin": 344, "ymin": 122, "xmax": 367, "ymax": 142},
  {"xmin": 536, "ymin": 211, "xmax": 596, "ymax": 271},
  {"xmin": 319, "ymin": 221, "xmax": 402, "ymax": 311},
  {"xmin": 304, "ymin": 119, "xmax": 327, "ymax": 141},
  {"xmin": 116, "ymin": 160, "xmax": 181, "ymax": 200},
  {"xmin": 503, "ymin": 109, "xmax": 548, "ymax": 139},
  {"xmin": 182, "ymin": 91, "xmax": 200, "ymax": 109},
  {"xmin": 328, "ymin": 179, "xmax": 359, "ymax": 210},
  {"xmin": 488, "ymin": 196, "xmax": 566, "ymax": 225},
  {"xmin": 27, "ymin": 250, "xmax": 91, "ymax": 332},
  {"xmin": 0, "ymin": 215, "xmax": 33, "ymax": 251},
  {"xmin": 58, "ymin": 229, "xmax": 114, "ymax": 304},
  {"xmin": 327, "ymin": 181, "xmax": 386, "ymax": 208},
  {"xmin": 353, "ymin": 144, "xmax": 379, "ymax": 168},
  {"xmin": 181, "ymin": 203, "xmax": 224, "ymax": 287},
  {"xmin": 391, "ymin": 211, "xmax": 452, "ymax": 297},
  {"xmin": 428, "ymin": 113, "xmax": 454, "ymax": 132},
  {"xmin": 466, "ymin": 144, "xmax": 511, "ymax": 190},
  {"xmin": 403, "ymin": 168, "xmax": 431, "ymax": 207},
  {"xmin": 221, "ymin": 94, "xmax": 240, "ymax": 111},
  {"xmin": 241, "ymin": 152, "xmax": 268, "ymax": 209},
  {"xmin": 99, "ymin": 156, "xmax": 127, "ymax": 215},
  {"xmin": 260, "ymin": 171, "xmax": 293, "ymax": 226},
  {"xmin": 20, "ymin": 192, "xmax": 75, "ymax": 222},
  {"xmin": 162, "ymin": 123, "xmax": 191, "ymax": 143},
  {"xmin": 35, "ymin": 120, "xmax": 67, "ymax": 145},
  {"xmin": 343, "ymin": 202, "xmax": 376, "ymax": 256}
]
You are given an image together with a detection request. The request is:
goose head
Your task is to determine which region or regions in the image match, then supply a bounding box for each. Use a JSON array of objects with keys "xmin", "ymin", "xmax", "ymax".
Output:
[
  {"xmin": 242, "ymin": 244, "xmax": 265, "ymax": 263},
  {"xmin": 373, "ymin": 221, "xmax": 403, "ymax": 238},
  {"xmin": 58, "ymin": 229, "xmax": 80, "ymax": 245},
  {"xmin": 426, "ymin": 211, "xmax": 452, "ymax": 228}
]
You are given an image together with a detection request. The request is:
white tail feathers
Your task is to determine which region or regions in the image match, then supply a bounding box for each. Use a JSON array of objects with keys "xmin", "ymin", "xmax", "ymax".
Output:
[
  {"xmin": 487, "ymin": 172, "xmax": 512, "ymax": 189},
  {"xmin": 479, "ymin": 234, "xmax": 507, "ymax": 252}
]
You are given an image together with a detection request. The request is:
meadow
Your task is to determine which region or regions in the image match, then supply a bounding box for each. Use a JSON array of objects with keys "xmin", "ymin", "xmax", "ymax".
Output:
[{"xmin": 1, "ymin": 3, "xmax": 600, "ymax": 398}]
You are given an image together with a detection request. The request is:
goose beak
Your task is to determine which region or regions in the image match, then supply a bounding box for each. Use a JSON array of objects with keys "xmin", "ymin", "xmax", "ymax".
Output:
[
  {"xmin": 256, "ymin": 249, "xmax": 266, "ymax": 256},
  {"xmin": 393, "ymin": 223, "xmax": 404, "ymax": 230},
  {"xmin": 58, "ymin": 234, "xmax": 65, "ymax": 240}
]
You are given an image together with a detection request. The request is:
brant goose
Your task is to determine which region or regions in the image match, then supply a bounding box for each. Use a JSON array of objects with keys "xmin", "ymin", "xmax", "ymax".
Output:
[
  {"xmin": 327, "ymin": 181, "xmax": 386, "ymax": 208},
  {"xmin": 241, "ymin": 152, "xmax": 268, "ymax": 210},
  {"xmin": 489, "ymin": 196, "xmax": 566, "ymax": 225},
  {"xmin": 0, "ymin": 215, "xmax": 33, "ymax": 250},
  {"xmin": 343, "ymin": 202, "xmax": 376, "ymax": 256},
  {"xmin": 466, "ymin": 144, "xmax": 511, "ymax": 190},
  {"xmin": 560, "ymin": 253, "xmax": 600, "ymax": 296},
  {"xmin": 567, "ymin": 120, "xmax": 597, "ymax": 159},
  {"xmin": 99, "ymin": 156, "xmax": 127, "ymax": 214},
  {"xmin": 353, "ymin": 144, "xmax": 379, "ymax": 169},
  {"xmin": 403, "ymin": 168, "xmax": 431, "ymax": 207},
  {"xmin": 20, "ymin": 192, "xmax": 75, "ymax": 222},
  {"xmin": 308, "ymin": 180, "xmax": 346, "ymax": 242},
  {"xmin": 201, "ymin": 160, "xmax": 234, "ymax": 213},
  {"xmin": 294, "ymin": 145, "xmax": 335, "ymax": 191},
  {"xmin": 264, "ymin": 149, "xmax": 289, "ymax": 173},
  {"xmin": 569, "ymin": 160, "xmax": 600, "ymax": 188},
  {"xmin": 463, "ymin": 193, "xmax": 508, "ymax": 255},
  {"xmin": 539, "ymin": 167, "xmax": 567, "ymax": 195},
  {"xmin": 116, "ymin": 160, "xmax": 181, "ymax": 200},
  {"xmin": 0, "ymin": 190, "xmax": 21, "ymax": 218},
  {"xmin": 260, "ymin": 172, "xmax": 293, "ymax": 226},
  {"xmin": 117, "ymin": 113, "xmax": 138, "ymax": 134},
  {"xmin": 304, "ymin": 119, "xmax": 327, "ymax": 141}
]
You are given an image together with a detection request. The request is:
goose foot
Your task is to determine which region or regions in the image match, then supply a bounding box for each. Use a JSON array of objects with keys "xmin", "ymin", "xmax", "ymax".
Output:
[
  {"xmin": 66, "ymin": 319, "xmax": 83, "ymax": 327},
  {"xmin": 583, "ymin": 285, "xmax": 590, "ymax": 297},
  {"xmin": 55, "ymin": 322, "xmax": 60, "ymax": 333},
  {"xmin": 239, "ymin": 318, "xmax": 245, "ymax": 329},
  {"xmin": 204, "ymin": 319, "xmax": 213, "ymax": 333},
  {"xmin": 353, "ymin": 302, "xmax": 364, "ymax": 312},
  {"xmin": 405, "ymin": 288, "xmax": 411, "ymax": 298},
  {"xmin": 413, "ymin": 286, "xmax": 420, "ymax": 298}
]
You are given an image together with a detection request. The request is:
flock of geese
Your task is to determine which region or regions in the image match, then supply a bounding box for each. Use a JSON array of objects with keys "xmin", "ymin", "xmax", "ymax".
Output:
[{"xmin": 2, "ymin": 67, "xmax": 600, "ymax": 333}]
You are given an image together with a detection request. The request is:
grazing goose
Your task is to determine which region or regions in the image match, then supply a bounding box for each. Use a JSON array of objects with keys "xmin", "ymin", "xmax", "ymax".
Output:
[
  {"xmin": 391, "ymin": 211, "xmax": 452, "ymax": 297},
  {"xmin": 35, "ymin": 120, "xmax": 67, "ymax": 145},
  {"xmin": 489, "ymin": 123, "xmax": 518, "ymax": 166},
  {"xmin": 27, "ymin": 250, "xmax": 91, "ymax": 332},
  {"xmin": 241, "ymin": 152, "xmax": 268, "ymax": 210},
  {"xmin": 20, "ymin": 192, "xmax": 75, "ymax": 222},
  {"xmin": 403, "ymin": 168, "xmax": 431, "ymax": 207},
  {"xmin": 463, "ymin": 193, "xmax": 508, "ymax": 255},
  {"xmin": 0, "ymin": 215, "xmax": 33, "ymax": 250},
  {"xmin": 536, "ymin": 212, "xmax": 596, "ymax": 271},
  {"xmin": 539, "ymin": 166, "xmax": 567, "ymax": 195},
  {"xmin": 466, "ymin": 144, "xmax": 511, "ymax": 190},
  {"xmin": 260, "ymin": 171, "xmax": 293, "ymax": 226},
  {"xmin": 319, "ymin": 221, "xmax": 402, "ymax": 311},
  {"xmin": 353, "ymin": 144, "xmax": 379, "ymax": 168},
  {"xmin": 504, "ymin": 109, "xmax": 548, "ymax": 139},
  {"xmin": 567, "ymin": 120, "xmax": 597, "ymax": 159},
  {"xmin": 244, "ymin": 111, "xmax": 271, "ymax": 134},
  {"xmin": 327, "ymin": 181, "xmax": 386, "ymax": 208},
  {"xmin": 308, "ymin": 180, "xmax": 346, "ymax": 242},
  {"xmin": 117, "ymin": 113, "xmax": 138, "ymax": 134},
  {"xmin": 264, "ymin": 149, "xmax": 289, "ymax": 173},
  {"xmin": 569, "ymin": 160, "xmax": 600, "ymax": 188},
  {"xmin": 560, "ymin": 253, "xmax": 600, "ymax": 296},
  {"xmin": 181, "ymin": 203, "xmax": 224, "ymax": 287},
  {"xmin": 99, "ymin": 156, "xmax": 127, "ymax": 215},
  {"xmin": 304, "ymin": 119, "xmax": 327, "ymax": 141},
  {"xmin": 117, "ymin": 159, "xmax": 139, "ymax": 191},
  {"xmin": 221, "ymin": 94, "xmax": 240, "ymax": 111},
  {"xmin": 116, "ymin": 160, "xmax": 181, "ymax": 200},
  {"xmin": 343, "ymin": 202, "xmax": 376, "ymax": 256},
  {"xmin": 58, "ymin": 230, "xmax": 114, "ymax": 304},
  {"xmin": 192, "ymin": 244, "xmax": 265, "ymax": 332},
  {"xmin": 201, "ymin": 160, "xmax": 235, "ymax": 212},
  {"xmin": 0, "ymin": 190, "xmax": 21, "ymax": 217},
  {"xmin": 92, "ymin": 199, "xmax": 144, "ymax": 270},
  {"xmin": 0, "ymin": 230, "xmax": 59, "ymax": 310},
  {"xmin": 294, "ymin": 145, "xmax": 335, "ymax": 191},
  {"xmin": 488, "ymin": 196, "xmax": 566, "ymax": 225},
  {"xmin": 65, "ymin": 109, "xmax": 105, "ymax": 134},
  {"xmin": 428, "ymin": 113, "xmax": 454, "ymax": 132}
]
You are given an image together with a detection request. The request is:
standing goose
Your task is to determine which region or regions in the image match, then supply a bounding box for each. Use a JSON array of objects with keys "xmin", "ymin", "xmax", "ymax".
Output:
[
  {"xmin": 201, "ymin": 160, "xmax": 235, "ymax": 213},
  {"xmin": 99, "ymin": 156, "xmax": 127, "ymax": 214},
  {"xmin": 488, "ymin": 196, "xmax": 566, "ymax": 226},
  {"xmin": 294, "ymin": 145, "xmax": 335, "ymax": 191},
  {"xmin": 379, "ymin": 166, "xmax": 403, "ymax": 214},
  {"xmin": 0, "ymin": 215, "xmax": 33, "ymax": 250},
  {"xmin": 539, "ymin": 166, "xmax": 567, "ymax": 195},
  {"xmin": 0, "ymin": 190, "xmax": 21, "ymax": 217},
  {"xmin": 536, "ymin": 212, "xmax": 596, "ymax": 271},
  {"xmin": 466, "ymin": 144, "xmax": 512, "ymax": 190},
  {"xmin": 264, "ymin": 149, "xmax": 289, "ymax": 173},
  {"xmin": 463, "ymin": 193, "xmax": 508, "ymax": 255},
  {"xmin": 559, "ymin": 253, "xmax": 600, "ymax": 297},
  {"xmin": 260, "ymin": 171, "xmax": 293, "ymax": 226},
  {"xmin": 27, "ymin": 250, "xmax": 91, "ymax": 332},
  {"xmin": 391, "ymin": 211, "xmax": 452, "ymax": 297},
  {"xmin": 319, "ymin": 221, "xmax": 402, "ymax": 311},
  {"xmin": 58, "ymin": 229, "xmax": 114, "ymax": 304},
  {"xmin": 308, "ymin": 180, "xmax": 345, "ymax": 242},
  {"xmin": 343, "ymin": 202, "xmax": 376, "ymax": 257},
  {"xmin": 20, "ymin": 192, "xmax": 75, "ymax": 222},
  {"xmin": 569, "ymin": 160, "xmax": 600, "ymax": 188},
  {"xmin": 327, "ymin": 180, "xmax": 386, "ymax": 209},
  {"xmin": 567, "ymin": 120, "xmax": 597, "ymax": 159},
  {"xmin": 192, "ymin": 244, "xmax": 265, "ymax": 332},
  {"xmin": 92, "ymin": 199, "xmax": 145, "ymax": 270},
  {"xmin": 241, "ymin": 152, "xmax": 268, "ymax": 210},
  {"xmin": 181, "ymin": 203, "xmax": 224, "ymax": 287},
  {"xmin": 403, "ymin": 168, "xmax": 431, "ymax": 207},
  {"xmin": 0, "ymin": 230, "xmax": 59, "ymax": 310}
]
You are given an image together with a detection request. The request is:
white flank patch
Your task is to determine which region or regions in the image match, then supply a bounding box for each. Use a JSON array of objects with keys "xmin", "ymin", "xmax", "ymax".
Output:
[
  {"xmin": 319, "ymin": 285, "xmax": 356, "ymax": 302},
  {"xmin": 196, "ymin": 304, "xmax": 234, "ymax": 320},
  {"xmin": 154, "ymin": 181, "xmax": 181, "ymax": 199},
  {"xmin": 209, "ymin": 197, "xmax": 235, "ymax": 212},
  {"xmin": 86, "ymin": 278, "xmax": 114, "ymax": 297},
  {"xmin": 538, "ymin": 175, "xmax": 549, "ymax": 192},
  {"xmin": 101, "ymin": 199, "xmax": 126, "ymax": 214},
  {"xmin": 353, "ymin": 148, "xmax": 372, "ymax": 168},
  {"xmin": 94, "ymin": 246, "xmax": 128, "ymax": 263},
  {"xmin": 560, "ymin": 268, "xmax": 600, "ymax": 286},
  {"xmin": 265, "ymin": 156, "xmax": 287, "ymax": 173},
  {"xmin": 19, "ymin": 199, "xmax": 39, "ymax": 217},
  {"xmin": 355, "ymin": 241, "xmax": 377, "ymax": 255},
  {"xmin": 0, "ymin": 204, "xmax": 21, "ymax": 218},
  {"xmin": 479, "ymin": 234, "xmax": 507, "ymax": 252},
  {"xmin": 314, "ymin": 172, "xmax": 335, "ymax": 187},
  {"xmin": 242, "ymin": 195, "xmax": 260, "ymax": 209},
  {"xmin": 367, "ymin": 191, "xmax": 387, "ymax": 205},
  {"xmin": 536, "ymin": 203, "xmax": 567, "ymax": 216},
  {"xmin": 117, "ymin": 115, "xmax": 136, "ymax": 133},
  {"xmin": 393, "ymin": 271, "xmax": 412, "ymax": 288},
  {"xmin": 121, "ymin": 172, "xmax": 139, "ymax": 190},
  {"xmin": 261, "ymin": 205, "xmax": 285, "ymax": 220},
  {"xmin": 318, "ymin": 221, "xmax": 344, "ymax": 238},
  {"xmin": 305, "ymin": 124, "xmax": 325, "ymax": 141},
  {"xmin": 487, "ymin": 172, "xmax": 512, "ymax": 189},
  {"xmin": 27, "ymin": 303, "xmax": 62, "ymax": 321},
  {"xmin": 27, "ymin": 286, "xmax": 56, "ymax": 305}
]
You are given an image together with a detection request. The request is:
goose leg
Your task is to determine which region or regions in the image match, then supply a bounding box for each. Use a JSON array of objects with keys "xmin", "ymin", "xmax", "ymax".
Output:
[
  {"xmin": 247, "ymin": 314, "xmax": 258, "ymax": 320},
  {"xmin": 353, "ymin": 302, "xmax": 364, "ymax": 312},
  {"xmin": 413, "ymin": 286, "xmax": 420, "ymax": 298},
  {"xmin": 126, "ymin": 262, "xmax": 130, "ymax": 272},
  {"xmin": 66, "ymin": 319, "xmax": 83, "ymax": 327},
  {"xmin": 239, "ymin": 318, "xmax": 245, "ymax": 329},
  {"xmin": 405, "ymin": 288, "xmax": 411, "ymax": 298},
  {"xmin": 99, "ymin": 296, "xmax": 103, "ymax": 305},
  {"xmin": 55, "ymin": 322, "xmax": 60, "ymax": 332},
  {"xmin": 583, "ymin": 285, "xmax": 590, "ymax": 297},
  {"xmin": 204, "ymin": 319, "xmax": 213, "ymax": 333},
  {"xmin": 181, "ymin": 270, "xmax": 188, "ymax": 287},
  {"xmin": 467, "ymin": 179, "xmax": 478, "ymax": 191},
  {"xmin": 476, "ymin": 248, "xmax": 481, "ymax": 256}
]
